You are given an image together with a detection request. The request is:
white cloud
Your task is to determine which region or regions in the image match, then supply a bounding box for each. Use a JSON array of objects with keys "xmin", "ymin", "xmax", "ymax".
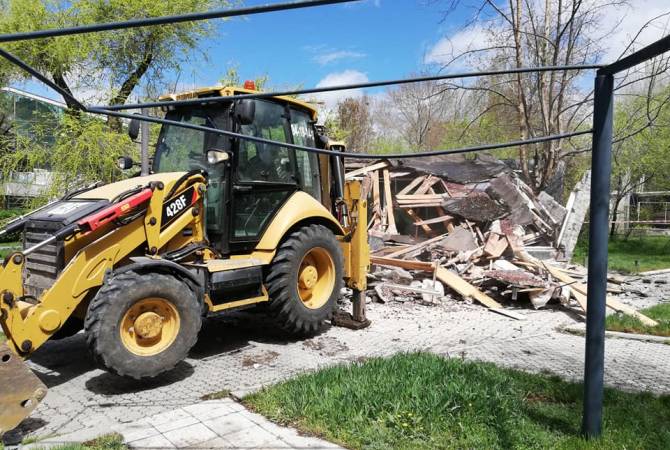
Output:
[
  {"xmin": 312, "ymin": 69, "xmax": 369, "ymax": 116},
  {"xmin": 424, "ymin": 25, "xmax": 493, "ymax": 69},
  {"xmin": 599, "ymin": 0, "xmax": 670, "ymax": 63},
  {"xmin": 314, "ymin": 50, "xmax": 366, "ymax": 66}
]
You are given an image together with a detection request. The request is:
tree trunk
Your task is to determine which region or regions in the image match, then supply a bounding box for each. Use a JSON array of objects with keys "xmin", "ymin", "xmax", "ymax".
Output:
[
  {"xmin": 52, "ymin": 72, "xmax": 80, "ymax": 110},
  {"xmin": 107, "ymin": 50, "xmax": 154, "ymax": 132}
]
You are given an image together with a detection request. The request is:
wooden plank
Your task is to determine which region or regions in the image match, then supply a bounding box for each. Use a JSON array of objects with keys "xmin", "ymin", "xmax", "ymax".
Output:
[
  {"xmin": 397, "ymin": 176, "xmax": 427, "ymax": 195},
  {"xmin": 571, "ymin": 289, "xmax": 588, "ymax": 312},
  {"xmin": 605, "ymin": 297, "xmax": 659, "ymax": 327},
  {"xmin": 345, "ymin": 161, "xmax": 388, "ymax": 179},
  {"xmin": 371, "ymin": 170, "xmax": 381, "ymax": 217},
  {"xmin": 544, "ymin": 264, "xmax": 658, "ymax": 326},
  {"xmin": 385, "ymin": 233, "xmax": 448, "ymax": 259},
  {"xmin": 396, "ymin": 194, "xmax": 447, "ymax": 201},
  {"xmin": 414, "ymin": 176, "xmax": 441, "ymax": 195},
  {"xmin": 370, "ymin": 256, "xmax": 435, "ymax": 271},
  {"xmin": 483, "ymin": 233, "xmax": 508, "ymax": 258},
  {"xmin": 435, "ymin": 267, "xmax": 525, "ymax": 320},
  {"xmin": 405, "ymin": 208, "xmax": 433, "ymax": 235},
  {"xmin": 383, "ymin": 169, "xmax": 398, "ymax": 235},
  {"xmin": 412, "ymin": 215, "xmax": 454, "ymax": 226}
]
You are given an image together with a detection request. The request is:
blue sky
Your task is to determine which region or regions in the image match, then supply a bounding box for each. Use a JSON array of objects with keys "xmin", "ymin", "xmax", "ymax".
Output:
[
  {"xmin": 14, "ymin": 0, "xmax": 470, "ymax": 104},
  {"xmin": 11, "ymin": 0, "xmax": 668, "ymax": 106},
  {"xmin": 193, "ymin": 0, "xmax": 464, "ymax": 88}
]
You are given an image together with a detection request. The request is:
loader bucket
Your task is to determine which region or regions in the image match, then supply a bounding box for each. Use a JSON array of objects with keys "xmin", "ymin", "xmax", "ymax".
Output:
[{"xmin": 0, "ymin": 343, "xmax": 47, "ymax": 436}]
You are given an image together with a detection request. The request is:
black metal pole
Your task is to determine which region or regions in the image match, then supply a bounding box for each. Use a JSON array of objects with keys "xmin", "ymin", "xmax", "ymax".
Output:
[{"xmin": 582, "ymin": 72, "xmax": 613, "ymax": 439}]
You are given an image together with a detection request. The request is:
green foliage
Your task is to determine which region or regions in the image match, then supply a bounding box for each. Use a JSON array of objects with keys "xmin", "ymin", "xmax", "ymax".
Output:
[
  {"xmin": 246, "ymin": 352, "xmax": 670, "ymax": 450},
  {"xmin": 0, "ymin": 113, "xmax": 137, "ymax": 202},
  {"xmin": 606, "ymin": 304, "xmax": 670, "ymax": 337},
  {"xmin": 0, "ymin": 0, "xmax": 231, "ymax": 105},
  {"xmin": 220, "ymin": 65, "xmax": 270, "ymax": 91},
  {"xmin": 611, "ymin": 86, "xmax": 670, "ymax": 200},
  {"xmin": 573, "ymin": 234, "xmax": 670, "ymax": 273}
]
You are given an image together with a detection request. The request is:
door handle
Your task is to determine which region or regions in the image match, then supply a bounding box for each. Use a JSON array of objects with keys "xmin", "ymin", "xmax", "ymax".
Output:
[{"xmin": 234, "ymin": 185, "xmax": 253, "ymax": 192}]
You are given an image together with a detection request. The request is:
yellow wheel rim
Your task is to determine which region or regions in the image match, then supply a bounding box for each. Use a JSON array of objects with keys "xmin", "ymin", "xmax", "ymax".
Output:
[
  {"xmin": 298, "ymin": 247, "xmax": 335, "ymax": 310},
  {"xmin": 120, "ymin": 298, "xmax": 180, "ymax": 356}
]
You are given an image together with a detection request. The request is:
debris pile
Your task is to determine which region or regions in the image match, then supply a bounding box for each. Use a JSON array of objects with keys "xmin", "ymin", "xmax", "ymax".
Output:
[{"xmin": 347, "ymin": 154, "xmax": 656, "ymax": 323}]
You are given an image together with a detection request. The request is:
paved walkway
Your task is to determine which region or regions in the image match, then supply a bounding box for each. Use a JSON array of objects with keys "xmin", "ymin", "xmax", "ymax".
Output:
[
  {"xmin": 114, "ymin": 399, "xmax": 340, "ymax": 449},
  {"xmin": 11, "ymin": 273, "xmax": 670, "ymax": 448}
]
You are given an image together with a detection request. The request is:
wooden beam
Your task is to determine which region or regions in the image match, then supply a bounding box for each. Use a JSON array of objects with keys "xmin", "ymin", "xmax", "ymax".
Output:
[
  {"xmin": 435, "ymin": 268, "xmax": 525, "ymax": 320},
  {"xmin": 412, "ymin": 215, "xmax": 454, "ymax": 226},
  {"xmin": 383, "ymin": 169, "xmax": 398, "ymax": 235},
  {"xmin": 369, "ymin": 257, "xmax": 524, "ymax": 320},
  {"xmin": 397, "ymin": 175, "xmax": 427, "ymax": 195},
  {"xmin": 385, "ymin": 233, "xmax": 447, "ymax": 259},
  {"xmin": 405, "ymin": 208, "xmax": 434, "ymax": 235},
  {"xmin": 544, "ymin": 264, "xmax": 658, "ymax": 326},
  {"xmin": 345, "ymin": 161, "xmax": 388, "ymax": 179},
  {"xmin": 370, "ymin": 256, "xmax": 435, "ymax": 271}
]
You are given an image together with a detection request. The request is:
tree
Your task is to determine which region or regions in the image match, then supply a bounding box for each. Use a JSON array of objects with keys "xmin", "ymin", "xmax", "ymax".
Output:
[
  {"xmin": 220, "ymin": 65, "xmax": 270, "ymax": 91},
  {"xmin": 609, "ymin": 84, "xmax": 670, "ymax": 236},
  {"xmin": 385, "ymin": 77, "xmax": 456, "ymax": 151},
  {"xmin": 334, "ymin": 96, "xmax": 374, "ymax": 152},
  {"xmin": 0, "ymin": 0, "xmax": 231, "ymax": 118},
  {"xmin": 431, "ymin": 0, "xmax": 670, "ymax": 193}
]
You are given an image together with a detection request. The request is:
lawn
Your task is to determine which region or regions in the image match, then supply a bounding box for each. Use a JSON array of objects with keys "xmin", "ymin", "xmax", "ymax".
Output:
[
  {"xmin": 0, "ymin": 241, "xmax": 20, "ymax": 259},
  {"xmin": 606, "ymin": 303, "xmax": 670, "ymax": 337},
  {"xmin": 573, "ymin": 235, "xmax": 670, "ymax": 273},
  {"xmin": 1, "ymin": 434, "xmax": 126, "ymax": 450},
  {"xmin": 245, "ymin": 353, "xmax": 670, "ymax": 450}
]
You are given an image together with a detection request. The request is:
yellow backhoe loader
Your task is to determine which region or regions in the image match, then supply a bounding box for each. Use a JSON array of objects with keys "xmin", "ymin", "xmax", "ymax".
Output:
[{"xmin": 0, "ymin": 84, "xmax": 370, "ymax": 435}]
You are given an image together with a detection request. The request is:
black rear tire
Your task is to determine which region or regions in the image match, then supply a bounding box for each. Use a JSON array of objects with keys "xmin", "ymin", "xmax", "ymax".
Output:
[
  {"xmin": 266, "ymin": 224, "xmax": 344, "ymax": 336},
  {"xmin": 84, "ymin": 271, "xmax": 202, "ymax": 379}
]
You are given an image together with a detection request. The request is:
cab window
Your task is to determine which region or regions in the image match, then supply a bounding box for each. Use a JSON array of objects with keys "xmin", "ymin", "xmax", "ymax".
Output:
[
  {"xmin": 290, "ymin": 108, "xmax": 321, "ymax": 201},
  {"xmin": 237, "ymin": 100, "xmax": 294, "ymax": 184}
]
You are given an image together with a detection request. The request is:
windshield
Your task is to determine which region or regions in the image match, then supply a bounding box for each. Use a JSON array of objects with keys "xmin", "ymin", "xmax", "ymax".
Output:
[{"xmin": 153, "ymin": 105, "xmax": 231, "ymax": 173}]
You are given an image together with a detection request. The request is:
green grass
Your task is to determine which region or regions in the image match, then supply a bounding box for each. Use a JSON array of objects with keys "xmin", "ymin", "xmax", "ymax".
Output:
[
  {"xmin": 1, "ymin": 434, "xmax": 126, "ymax": 450},
  {"xmin": 245, "ymin": 353, "xmax": 670, "ymax": 450},
  {"xmin": 201, "ymin": 389, "xmax": 231, "ymax": 401},
  {"xmin": 0, "ymin": 241, "xmax": 20, "ymax": 259},
  {"xmin": 573, "ymin": 235, "xmax": 670, "ymax": 273},
  {"xmin": 606, "ymin": 303, "xmax": 670, "ymax": 337}
]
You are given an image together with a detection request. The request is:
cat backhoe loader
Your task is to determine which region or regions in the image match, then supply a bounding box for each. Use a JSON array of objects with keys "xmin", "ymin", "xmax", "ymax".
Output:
[{"xmin": 0, "ymin": 84, "xmax": 370, "ymax": 435}]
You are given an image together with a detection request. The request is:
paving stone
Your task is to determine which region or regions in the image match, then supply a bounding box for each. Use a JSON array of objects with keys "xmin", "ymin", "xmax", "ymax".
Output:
[
  {"xmin": 182, "ymin": 400, "xmax": 237, "ymax": 422},
  {"xmin": 162, "ymin": 423, "xmax": 218, "ymax": 447},
  {"xmin": 220, "ymin": 427, "xmax": 294, "ymax": 449},
  {"xmin": 154, "ymin": 415, "xmax": 200, "ymax": 434},
  {"xmin": 202, "ymin": 412, "xmax": 257, "ymax": 437},
  {"xmin": 129, "ymin": 433, "xmax": 176, "ymax": 449}
]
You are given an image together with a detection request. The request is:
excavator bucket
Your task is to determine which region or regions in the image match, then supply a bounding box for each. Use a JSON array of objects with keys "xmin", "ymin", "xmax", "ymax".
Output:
[{"xmin": 0, "ymin": 343, "xmax": 47, "ymax": 436}]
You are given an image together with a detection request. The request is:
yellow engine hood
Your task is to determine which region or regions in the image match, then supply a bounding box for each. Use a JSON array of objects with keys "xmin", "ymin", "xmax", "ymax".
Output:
[{"xmin": 74, "ymin": 173, "xmax": 188, "ymax": 201}]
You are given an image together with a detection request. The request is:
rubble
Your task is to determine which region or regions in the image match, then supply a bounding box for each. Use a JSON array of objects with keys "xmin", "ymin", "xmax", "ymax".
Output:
[{"xmin": 347, "ymin": 154, "xmax": 655, "ymax": 324}]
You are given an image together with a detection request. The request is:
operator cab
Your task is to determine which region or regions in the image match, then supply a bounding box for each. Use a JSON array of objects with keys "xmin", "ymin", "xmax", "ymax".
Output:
[{"xmin": 142, "ymin": 85, "xmax": 324, "ymax": 255}]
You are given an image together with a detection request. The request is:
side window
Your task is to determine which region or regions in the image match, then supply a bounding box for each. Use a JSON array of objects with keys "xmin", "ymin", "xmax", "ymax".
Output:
[
  {"xmin": 290, "ymin": 109, "xmax": 321, "ymax": 201},
  {"xmin": 237, "ymin": 101, "xmax": 294, "ymax": 183}
]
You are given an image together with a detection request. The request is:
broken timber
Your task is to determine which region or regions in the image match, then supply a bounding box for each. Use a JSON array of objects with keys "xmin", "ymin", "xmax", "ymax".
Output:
[{"xmin": 370, "ymin": 256, "xmax": 524, "ymax": 320}]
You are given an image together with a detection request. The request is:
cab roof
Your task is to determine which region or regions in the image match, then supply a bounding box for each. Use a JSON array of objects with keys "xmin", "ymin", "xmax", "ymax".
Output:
[{"xmin": 159, "ymin": 86, "xmax": 318, "ymax": 120}]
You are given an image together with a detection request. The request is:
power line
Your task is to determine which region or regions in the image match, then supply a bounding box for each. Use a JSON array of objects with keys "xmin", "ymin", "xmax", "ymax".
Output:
[
  {"xmin": 0, "ymin": 0, "xmax": 359, "ymax": 43},
  {"xmin": 97, "ymin": 64, "xmax": 603, "ymax": 112}
]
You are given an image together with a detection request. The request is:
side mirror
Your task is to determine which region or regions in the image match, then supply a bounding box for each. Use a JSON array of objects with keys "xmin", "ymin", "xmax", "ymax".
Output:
[
  {"xmin": 117, "ymin": 156, "xmax": 135, "ymax": 170},
  {"xmin": 207, "ymin": 150, "xmax": 230, "ymax": 165},
  {"xmin": 128, "ymin": 117, "xmax": 140, "ymax": 141},
  {"xmin": 317, "ymin": 133, "xmax": 329, "ymax": 148},
  {"xmin": 234, "ymin": 99, "xmax": 256, "ymax": 125}
]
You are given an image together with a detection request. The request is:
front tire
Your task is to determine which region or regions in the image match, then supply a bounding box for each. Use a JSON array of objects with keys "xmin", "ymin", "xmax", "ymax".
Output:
[
  {"xmin": 266, "ymin": 224, "xmax": 344, "ymax": 336},
  {"xmin": 84, "ymin": 271, "xmax": 202, "ymax": 379}
]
